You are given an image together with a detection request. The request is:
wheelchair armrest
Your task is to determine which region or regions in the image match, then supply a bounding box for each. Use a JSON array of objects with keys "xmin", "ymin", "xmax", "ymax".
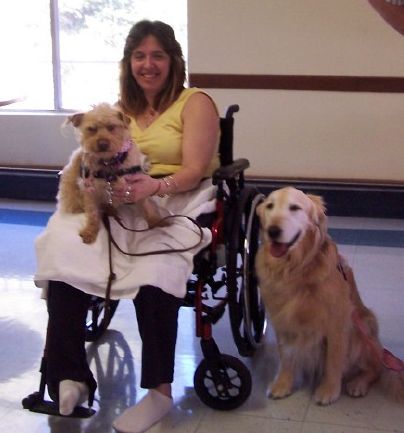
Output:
[{"xmin": 212, "ymin": 158, "xmax": 250, "ymax": 184}]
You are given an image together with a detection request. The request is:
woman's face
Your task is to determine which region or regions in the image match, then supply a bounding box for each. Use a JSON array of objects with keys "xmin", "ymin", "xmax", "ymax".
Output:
[{"xmin": 130, "ymin": 35, "xmax": 171, "ymax": 99}]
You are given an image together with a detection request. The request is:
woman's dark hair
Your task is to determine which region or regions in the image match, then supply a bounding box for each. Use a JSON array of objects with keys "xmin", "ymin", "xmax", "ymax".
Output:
[{"xmin": 119, "ymin": 20, "xmax": 186, "ymax": 116}]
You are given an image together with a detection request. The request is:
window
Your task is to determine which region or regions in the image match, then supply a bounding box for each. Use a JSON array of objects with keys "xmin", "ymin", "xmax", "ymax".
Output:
[{"xmin": 0, "ymin": 0, "xmax": 187, "ymax": 111}]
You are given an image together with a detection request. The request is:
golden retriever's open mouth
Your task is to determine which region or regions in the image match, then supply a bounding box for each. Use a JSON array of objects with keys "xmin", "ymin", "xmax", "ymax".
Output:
[{"xmin": 268, "ymin": 231, "xmax": 301, "ymax": 258}]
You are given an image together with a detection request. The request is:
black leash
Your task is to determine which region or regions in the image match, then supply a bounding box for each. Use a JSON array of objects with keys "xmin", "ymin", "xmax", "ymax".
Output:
[
  {"xmin": 103, "ymin": 209, "xmax": 204, "ymax": 257},
  {"xmin": 100, "ymin": 213, "xmax": 117, "ymax": 328},
  {"xmin": 100, "ymin": 210, "xmax": 204, "ymax": 317}
]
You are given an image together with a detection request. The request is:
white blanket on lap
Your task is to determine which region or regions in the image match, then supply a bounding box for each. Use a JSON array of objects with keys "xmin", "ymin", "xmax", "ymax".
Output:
[{"xmin": 35, "ymin": 179, "xmax": 216, "ymax": 299}]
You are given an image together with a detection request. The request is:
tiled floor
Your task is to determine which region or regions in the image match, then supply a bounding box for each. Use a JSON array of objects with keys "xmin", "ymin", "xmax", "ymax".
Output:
[{"xmin": 1, "ymin": 198, "xmax": 404, "ymax": 433}]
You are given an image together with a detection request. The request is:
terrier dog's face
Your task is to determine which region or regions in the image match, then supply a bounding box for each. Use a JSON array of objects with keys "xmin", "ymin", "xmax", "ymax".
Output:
[{"xmin": 67, "ymin": 103, "xmax": 131, "ymax": 158}]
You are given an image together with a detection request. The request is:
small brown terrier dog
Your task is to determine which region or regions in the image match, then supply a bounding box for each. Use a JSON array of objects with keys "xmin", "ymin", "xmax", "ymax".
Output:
[{"xmin": 57, "ymin": 103, "xmax": 163, "ymax": 243}]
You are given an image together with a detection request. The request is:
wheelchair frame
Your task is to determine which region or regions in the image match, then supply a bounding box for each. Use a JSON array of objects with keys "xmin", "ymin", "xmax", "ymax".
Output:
[
  {"xmin": 186, "ymin": 105, "xmax": 266, "ymax": 409},
  {"xmin": 22, "ymin": 104, "xmax": 266, "ymax": 416}
]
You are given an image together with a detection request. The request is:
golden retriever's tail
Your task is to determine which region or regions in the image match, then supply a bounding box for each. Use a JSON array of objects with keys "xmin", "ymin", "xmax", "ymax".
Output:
[{"xmin": 379, "ymin": 349, "xmax": 404, "ymax": 403}]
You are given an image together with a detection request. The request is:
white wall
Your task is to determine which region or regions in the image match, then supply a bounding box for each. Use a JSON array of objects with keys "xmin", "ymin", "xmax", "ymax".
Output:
[
  {"xmin": 189, "ymin": 0, "xmax": 404, "ymax": 76},
  {"xmin": 188, "ymin": 0, "xmax": 404, "ymax": 181},
  {"xmin": 0, "ymin": 112, "xmax": 77, "ymax": 167},
  {"xmin": 1, "ymin": 0, "xmax": 403, "ymax": 182}
]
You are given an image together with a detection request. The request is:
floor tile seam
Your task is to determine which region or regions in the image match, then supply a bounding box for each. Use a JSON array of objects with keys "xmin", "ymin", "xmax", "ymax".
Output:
[
  {"xmin": 301, "ymin": 393, "xmax": 313, "ymax": 424},
  {"xmin": 298, "ymin": 417, "xmax": 306, "ymax": 433},
  {"xmin": 225, "ymin": 409, "xmax": 305, "ymax": 423},
  {"xmin": 193, "ymin": 408, "xmax": 211, "ymax": 433},
  {"xmin": 301, "ymin": 418, "xmax": 404, "ymax": 433}
]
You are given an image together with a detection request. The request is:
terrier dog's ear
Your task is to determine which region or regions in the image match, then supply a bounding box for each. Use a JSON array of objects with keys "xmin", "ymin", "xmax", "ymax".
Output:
[
  {"xmin": 66, "ymin": 112, "xmax": 85, "ymax": 127},
  {"xmin": 117, "ymin": 111, "xmax": 131, "ymax": 128}
]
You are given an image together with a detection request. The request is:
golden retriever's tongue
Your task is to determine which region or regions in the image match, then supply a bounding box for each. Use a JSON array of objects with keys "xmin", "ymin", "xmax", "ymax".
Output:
[{"xmin": 270, "ymin": 242, "xmax": 289, "ymax": 258}]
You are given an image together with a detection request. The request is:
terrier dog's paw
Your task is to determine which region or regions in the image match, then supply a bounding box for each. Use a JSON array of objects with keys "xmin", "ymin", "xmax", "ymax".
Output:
[
  {"xmin": 79, "ymin": 228, "xmax": 98, "ymax": 244},
  {"xmin": 314, "ymin": 382, "xmax": 341, "ymax": 405}
]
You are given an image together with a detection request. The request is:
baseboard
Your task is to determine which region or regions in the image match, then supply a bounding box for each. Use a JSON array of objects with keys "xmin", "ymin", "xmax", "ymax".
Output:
[
  {"xmin": 0, "ymin": 168, "xmax": 59, "ymax": 202},
  {"xmin": 1, "ymin": 168, "xmax": 403, "ymax": 218},
  {"xmin": 249, "ymin": 178, "xmax": 404, "ymax": 219}
]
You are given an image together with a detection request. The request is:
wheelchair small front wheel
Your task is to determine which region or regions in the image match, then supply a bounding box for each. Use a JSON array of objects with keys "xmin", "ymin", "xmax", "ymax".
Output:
[{"xmin": 193, "ymin": 354, "xmax": 252, "ymax": 410}]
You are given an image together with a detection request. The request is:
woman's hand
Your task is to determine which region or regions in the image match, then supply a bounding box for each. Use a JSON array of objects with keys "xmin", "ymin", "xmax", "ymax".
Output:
[{"xmin": 111, "ymin": 173, "xmax": 160, "ymax": 204}]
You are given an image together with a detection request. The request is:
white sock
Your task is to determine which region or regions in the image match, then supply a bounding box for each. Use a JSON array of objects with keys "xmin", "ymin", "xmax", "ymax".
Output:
[
  {"xmin": 59, "ymin": 379, "xmax": 89, "ymax": 416},
  {"xmin": 113, "ymin": 389, "xmax": 173, "ymax": 433}
]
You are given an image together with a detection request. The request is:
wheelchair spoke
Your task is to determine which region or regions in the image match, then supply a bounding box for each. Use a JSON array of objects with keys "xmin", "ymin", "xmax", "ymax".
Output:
[
  {"xmin": 226, "ymin": 188, "xmax": 266, "ymax": 356},
  {"xmin": 202, "ymin": 368, "xmax": 242, "ymax": 398}
]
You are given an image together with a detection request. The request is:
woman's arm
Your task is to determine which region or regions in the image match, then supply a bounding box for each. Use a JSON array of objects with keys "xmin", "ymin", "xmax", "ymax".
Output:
[{"xmin": 172, "ymin": 91, "xmax": 220, "ymax": 192}]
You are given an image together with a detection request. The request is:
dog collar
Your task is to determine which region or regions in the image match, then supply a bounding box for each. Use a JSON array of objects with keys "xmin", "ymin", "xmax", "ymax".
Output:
[
  {"xmin": 97, "ymin": 139, "xmax": 134, "ymax": 167},
  {"xmin": 80, "ymin": 162, "xmax": 142, "ymax": 182},
  {"xmin": 98, "ymin": 150, "xmax": 128, "ymax": 167},
  {"xmin": 92, "ymin": 164, "xmax": 142, "ymax": 182}
]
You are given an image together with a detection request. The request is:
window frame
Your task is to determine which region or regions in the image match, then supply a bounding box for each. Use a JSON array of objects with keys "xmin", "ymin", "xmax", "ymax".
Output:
[
  {"xmin": 50, "ymin": 0, "xmax": 62, "ymax": 110},
  {"xmin": 1, "ymin": 0, "xmax": 187, "ymax": 112}
]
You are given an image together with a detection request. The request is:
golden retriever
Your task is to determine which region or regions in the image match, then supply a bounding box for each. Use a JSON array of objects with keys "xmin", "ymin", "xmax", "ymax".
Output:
[{"xmin": 255, "ymin": 186, "xmax": 404, "ymax": 405}]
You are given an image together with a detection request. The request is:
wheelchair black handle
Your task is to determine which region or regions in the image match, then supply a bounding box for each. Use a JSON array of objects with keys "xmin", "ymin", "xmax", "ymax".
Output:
[
  {"xmin": 225, "ymin": 104, "xmax": 240, "ymax": 119},
  {"xmin": 212, "ymin": 158, "xmax": 250, "ymax": 184}
]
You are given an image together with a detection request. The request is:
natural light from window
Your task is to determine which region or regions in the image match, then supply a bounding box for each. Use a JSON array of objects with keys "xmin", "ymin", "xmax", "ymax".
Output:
[{"xmin": 0, "ymin": 0, "xmax": 187, "ymax": 111}]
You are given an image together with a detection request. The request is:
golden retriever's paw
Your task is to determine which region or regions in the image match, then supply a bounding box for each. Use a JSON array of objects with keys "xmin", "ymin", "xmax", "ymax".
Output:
[
  {"xmin": 267, "ymin": 380, "xmax": 293, "ymax": 399},
  {"xmin": 79, "ymin": 228, "xmax": 97, "ymax": 244},
  {"xmin": 314, "ymin": 383, "xmax": 341, "ymax": 405},
  {"xmin": 346, "ymin": 378, "xmax": 369, "ymax": 398}
]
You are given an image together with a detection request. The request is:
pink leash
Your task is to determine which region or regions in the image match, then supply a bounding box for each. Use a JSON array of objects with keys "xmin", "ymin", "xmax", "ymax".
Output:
[
  {"xmin": 351, "ymin": 306, "xmax": 404, "ymax": 372},
  {"xmin": 337, "ymin": 261, "xmax": 403, "ymax": 372}
]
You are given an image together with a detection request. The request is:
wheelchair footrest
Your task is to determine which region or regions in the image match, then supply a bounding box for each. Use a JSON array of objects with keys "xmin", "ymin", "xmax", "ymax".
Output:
[{"xmin": 22, "ymin": 391, "xmax": 96, "ymax": 418}]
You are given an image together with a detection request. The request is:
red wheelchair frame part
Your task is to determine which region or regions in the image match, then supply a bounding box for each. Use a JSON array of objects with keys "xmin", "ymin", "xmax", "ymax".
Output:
[{"xmin": 195, "ymin": 198, "xmax": 226, "ymax": 340}]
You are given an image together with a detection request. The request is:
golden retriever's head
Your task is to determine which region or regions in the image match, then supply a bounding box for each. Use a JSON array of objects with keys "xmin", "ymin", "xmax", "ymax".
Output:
[
  {"xmin": 256, "ymin": 187, "xmax": 326, "ymax": 258},
  {"xmin": 65, "ymin": 103, "xmax": 131, "ymax": 158}
]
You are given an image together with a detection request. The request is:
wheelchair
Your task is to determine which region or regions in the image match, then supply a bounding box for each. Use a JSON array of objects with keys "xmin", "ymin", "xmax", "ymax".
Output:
[{"xmin": 22, "ymin": 104, "xmax": 267, "ymax": 416}]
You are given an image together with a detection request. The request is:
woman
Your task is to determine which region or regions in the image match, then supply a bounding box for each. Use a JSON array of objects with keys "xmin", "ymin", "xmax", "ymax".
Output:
[{"xmin": 34, "ymin": 20, "xmax": 220, "ymax": 433}]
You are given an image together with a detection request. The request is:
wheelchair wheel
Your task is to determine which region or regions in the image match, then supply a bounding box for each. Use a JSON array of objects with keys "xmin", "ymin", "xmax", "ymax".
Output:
[
  {"xmin": 226, "ymin": 187, "xmax": 267, "ymax": 356},
  {"xmin": 194, "ymin": 354, "xmax": 252, "ymax": 410},
  {"xmin": 85, "ymin": 297, "xmax": 119, "ymax": 342}
]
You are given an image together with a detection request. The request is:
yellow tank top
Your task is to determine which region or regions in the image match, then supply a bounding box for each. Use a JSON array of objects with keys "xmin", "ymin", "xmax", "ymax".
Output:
[{"xmin": 129, "ymin": 88, "xmax": 220, "ymax": 177}]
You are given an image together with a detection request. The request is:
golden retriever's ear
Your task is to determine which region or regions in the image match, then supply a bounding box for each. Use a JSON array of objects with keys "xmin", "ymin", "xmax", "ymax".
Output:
[
  {"xmin": 256, "ymin": 200, "xmax": 266, "ymax": 220},
  {"xmin": 307, "ymin": 194, "xmax": 326, "ymax": 225},
  {"xmin": 66, "ymin": 112, "xmax": 84, "ymax": 128}
]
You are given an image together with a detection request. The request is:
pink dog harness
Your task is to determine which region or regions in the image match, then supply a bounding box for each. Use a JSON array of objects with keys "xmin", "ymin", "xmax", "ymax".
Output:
[{"xmin": 81, "ymin": 139, "xmax": 142, "ymax": 185}]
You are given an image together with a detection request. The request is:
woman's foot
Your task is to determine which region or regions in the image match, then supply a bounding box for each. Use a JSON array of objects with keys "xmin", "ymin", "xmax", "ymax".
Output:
[
  {"xmin": 59, "ymin": 379, "xmax": 89, "ymax": 416},
  {"xmin": 113, "ymin": 389, "xmax": 173, "ymax": 433}
]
